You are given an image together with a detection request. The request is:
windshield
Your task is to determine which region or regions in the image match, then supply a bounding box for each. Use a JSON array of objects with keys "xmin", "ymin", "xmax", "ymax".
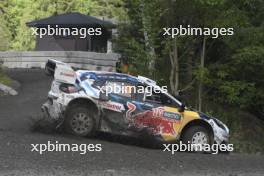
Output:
[{"xmin": 164, "ymin": 91, "xmax": 182, "ymax": 107}]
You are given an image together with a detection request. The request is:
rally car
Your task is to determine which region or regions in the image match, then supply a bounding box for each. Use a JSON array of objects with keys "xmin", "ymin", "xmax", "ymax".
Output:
[{"xmin": 42, "ymin": 59, "xmax": 229, "ymax": 146}]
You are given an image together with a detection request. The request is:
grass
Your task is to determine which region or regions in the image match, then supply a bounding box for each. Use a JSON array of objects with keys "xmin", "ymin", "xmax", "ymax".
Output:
[{"xmin": 0, "ymin": 69, "xmax": 11, "ymax": 86}]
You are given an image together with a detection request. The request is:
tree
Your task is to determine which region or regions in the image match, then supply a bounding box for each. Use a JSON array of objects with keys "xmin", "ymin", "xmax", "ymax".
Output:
[
  {"xmin": 114, "ymin": 0, "xmax": 161, "ymax": 77},
  {"xmin": 2, "ymin": 0, "xmax": 95, "ymax": 51},
  {"xmin": 0, "ymin": 2, "xmax": 11, "ymax": 51}
]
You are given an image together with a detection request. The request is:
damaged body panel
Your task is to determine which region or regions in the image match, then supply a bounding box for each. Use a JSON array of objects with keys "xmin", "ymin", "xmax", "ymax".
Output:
[{"xmin": 42, "ymin": 59, "xmax": 229, "ymax": 146}]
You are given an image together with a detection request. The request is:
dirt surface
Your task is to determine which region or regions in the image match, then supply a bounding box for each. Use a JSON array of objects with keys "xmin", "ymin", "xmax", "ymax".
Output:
[{"xmin": 0, "ymin": 69, "xmax": 263, "ymax": 176}]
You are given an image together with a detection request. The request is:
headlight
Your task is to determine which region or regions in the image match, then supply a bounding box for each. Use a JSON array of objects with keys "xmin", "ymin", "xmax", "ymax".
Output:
[{"xmin": 213, "ymin": 118, "xmax": 229, "ymax": 134}]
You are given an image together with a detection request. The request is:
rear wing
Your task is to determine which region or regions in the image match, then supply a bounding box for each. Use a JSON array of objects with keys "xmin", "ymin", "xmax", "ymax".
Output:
[
  {"xmin": 45, "ymin": 59, "xmax": 68, "ymax": 76},
  {"xmin": 45, "ymin": 59, "xmax": 77, "ymax": 84}
]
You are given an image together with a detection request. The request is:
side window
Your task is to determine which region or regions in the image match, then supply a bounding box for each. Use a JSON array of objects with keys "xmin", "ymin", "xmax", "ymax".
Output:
[
  {"xmin": 160, "ymin": 93, "xmax": 178, "ymax": 107},
  {"xmin": 145, "ymin": 92, "xmax": 162, "ymax": 104},
  {"xmin": 134, "ymin": 83, "xmax": 145, "ymax": 101},
  {"xmin": 104, "ymin": 81, "xmax": 133, "ymax": 98},
  {"xmin": 146, "ymin": 92, "xmax": 178, "ymax": 107}
]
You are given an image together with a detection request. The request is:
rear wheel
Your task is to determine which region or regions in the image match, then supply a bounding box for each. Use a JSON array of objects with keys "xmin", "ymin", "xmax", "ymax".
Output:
[{"xmin": 64, "ymin": 105, "xmax": 96, "ymax": 137}]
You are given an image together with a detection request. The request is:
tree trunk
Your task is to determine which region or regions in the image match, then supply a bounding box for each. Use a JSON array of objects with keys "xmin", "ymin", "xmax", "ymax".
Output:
[
  {"xmin": 169, "ymin": 38, "xmax": 179, "ymax": 96},
  {"xmin": 143, "ymin": 29, "xmax": 156, "ymax": 74},
  {"xmin": 141, "ymin": 0, "xmax": 156, "ymax": 77},
  {"xmin": 186, "ymin": 50, "xmax": 194, "ymax": 83},
  {"xmin": 198, "ymin": 36, "xmax": 206, "ymax": 111}
]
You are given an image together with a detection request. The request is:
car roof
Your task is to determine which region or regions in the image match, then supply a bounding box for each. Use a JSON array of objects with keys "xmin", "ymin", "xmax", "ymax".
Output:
[
  {"xmin": 77, "ymin": 70, "xmax": 138, "ymax": 83},
  {"xmin": 76, "ymin": 70, "xmax": 156, "ymax": 86}
]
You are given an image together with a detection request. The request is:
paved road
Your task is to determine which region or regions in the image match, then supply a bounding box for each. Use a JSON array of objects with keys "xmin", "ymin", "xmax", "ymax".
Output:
[{"xmin": 0, "ymin": 69, "xmax": 263, "ymax": 176}]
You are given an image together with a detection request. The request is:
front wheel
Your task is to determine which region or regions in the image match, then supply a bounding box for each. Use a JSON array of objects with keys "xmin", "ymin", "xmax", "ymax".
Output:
[
  {"xmin": 64, "ymin": 106, "xmax": 96, "ymax": 137},
  {"xmin": 182, "ymin": 126, "xmax": 213, "ymax": 152}
]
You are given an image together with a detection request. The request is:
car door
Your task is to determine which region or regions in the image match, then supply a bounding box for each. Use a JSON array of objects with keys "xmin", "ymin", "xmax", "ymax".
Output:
[
  {"xmin": 98, "ymin": 80, "xmax": 135, "ymax": 133},
  {"xmin": 126, "ymin": 89, "xmax": 183, "ymax": 141}
]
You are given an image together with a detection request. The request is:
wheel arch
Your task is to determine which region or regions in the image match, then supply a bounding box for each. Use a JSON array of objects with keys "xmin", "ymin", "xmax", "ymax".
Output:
[
  {"xmin": 65, "ymin": 97, "xmax": 101, "ymax": 129},
  {"xmin": 179, "ymin": 119, "xmax": 214, "ymax": 142}
]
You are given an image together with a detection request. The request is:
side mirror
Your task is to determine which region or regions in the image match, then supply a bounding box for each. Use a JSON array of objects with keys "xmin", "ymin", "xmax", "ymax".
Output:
[
  {"xmin": 99, "ymin": 92, "xmax": 109, "ymax": 101},
  {"xmin": 178, "ymin": 103, "xmax": 185, "ymax": 113}
]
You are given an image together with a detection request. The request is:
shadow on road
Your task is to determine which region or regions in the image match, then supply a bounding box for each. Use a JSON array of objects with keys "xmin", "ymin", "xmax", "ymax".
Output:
[{"xmin": 29, "ymin": 115, "xmax": 161, "ymax": 149}]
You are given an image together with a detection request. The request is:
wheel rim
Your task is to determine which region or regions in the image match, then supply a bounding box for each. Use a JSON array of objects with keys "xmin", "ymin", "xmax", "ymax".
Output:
[
  {"xmin": 191, "ymin": 131, "xmax": 208, "ymax": 145},
  {"xmin": 70, "ymin": 112, "xmax": 93, "ymax": 135}
]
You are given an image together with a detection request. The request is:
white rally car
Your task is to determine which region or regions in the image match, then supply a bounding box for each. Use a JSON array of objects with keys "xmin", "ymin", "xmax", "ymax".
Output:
[{"xmin": 42, "ymin": 59, "xmax": 229, "ymax": 148}]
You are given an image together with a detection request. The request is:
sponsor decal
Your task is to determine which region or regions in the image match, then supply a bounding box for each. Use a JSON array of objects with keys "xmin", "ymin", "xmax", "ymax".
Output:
[
  {"xmin": 99, "ymin": 101, "xmax": 124, "ymax": 112},
  {"xmin": 60, "ymin": 72, "xmax": 75, "ymax": 77},
  {"xmin": 152, "ymin": 107, "xmax": 181, "ymax": 121},
  {"xmin": 153, "ymin": 107, "xmax": 165, "ymax": 117},
  {"xmin": 126, "ymin": 102, "xmax": 136, "ymax": 119},
  {"xmin": 132, "ymin": 109, "xmax": 178, "ymax": 136},
  {"xmin": 163, "ymin": 111, "xmax": 181, "ymax": 120}
]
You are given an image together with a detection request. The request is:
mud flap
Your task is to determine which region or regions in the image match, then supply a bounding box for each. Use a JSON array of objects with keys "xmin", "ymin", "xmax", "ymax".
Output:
[{"xmin": 41, "ymin": 99, "xmax": 64, "ymax": 129}]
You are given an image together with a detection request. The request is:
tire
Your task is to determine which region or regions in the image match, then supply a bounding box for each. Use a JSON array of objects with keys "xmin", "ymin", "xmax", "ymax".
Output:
[
  {"xmin": 182, "ymin": 126, "xmax": 213, "ymax": 152},
  {"xmin": 64, "ymin": 105, "xmax": 96, "ymax": 137}
]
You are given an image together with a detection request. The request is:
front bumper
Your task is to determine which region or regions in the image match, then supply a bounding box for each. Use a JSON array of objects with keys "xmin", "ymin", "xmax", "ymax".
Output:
[{"xmin": 207, "ymin": 118, "xmax": 229, "ymax": 144}]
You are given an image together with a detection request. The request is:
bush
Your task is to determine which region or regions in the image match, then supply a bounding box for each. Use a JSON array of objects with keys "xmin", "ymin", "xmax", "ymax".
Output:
[
  {"xmin": 204, "ymin": 101, "xmax": 264, "ymax": 154},
  {"xmin": 0, "ymin": 65, "xmax": 11, "ymax": 86}
]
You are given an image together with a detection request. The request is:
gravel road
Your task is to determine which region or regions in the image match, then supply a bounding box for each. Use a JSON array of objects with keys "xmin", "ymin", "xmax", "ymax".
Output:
[{"xmin": 0, "ymin": 69, "xmax": 263, "ymax": 176}]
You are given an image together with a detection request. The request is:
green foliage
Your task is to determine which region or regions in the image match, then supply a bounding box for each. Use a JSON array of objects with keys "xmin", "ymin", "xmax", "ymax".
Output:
[
  {"xmin": 209, "ymin": 107, "xmax": 264, "ymax": 154},
  {"xmin": 208, "ymin": 45, "xmax": 264, "ymax": 116},
  {"xmin": 1, "ymin": 0, "xmax": 95, "ymax": 51},
  {"xmin": 116, "ymin": 0, "xmax": 264, "ymax": 122},
  {"xmin": 193, "ymin": 67, "xmax": 212, "ymax": 84},
  {"xmin": 218, "ymin": 81, "xmax": 256, "ymax": 106},
  {"xmin": 116, "ymin": 37, "xmax": 151, "ymax": 76},
  {"xmin": 114, "ymin": 0, "xmax": 162, "ymax": 77},
  {"xmin": 91, "ymin": 0, "xmax": 126, "ymax": 19},
  {"xmin": 195, "ymin": 0, "xmax": 226, "ymax": 6},
  {"xmin": 0, "ymin": 15, "xmax": 11, "ymax": 51},
  {"xmin": 0, "ymin": 67, "xmax": 11, "ymax": 86}
]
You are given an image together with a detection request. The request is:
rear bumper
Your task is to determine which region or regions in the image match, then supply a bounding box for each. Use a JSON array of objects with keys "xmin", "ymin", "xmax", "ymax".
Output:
[{"xmin": 41, "ymin": 95, "xmax": 64, "ymax": 120}]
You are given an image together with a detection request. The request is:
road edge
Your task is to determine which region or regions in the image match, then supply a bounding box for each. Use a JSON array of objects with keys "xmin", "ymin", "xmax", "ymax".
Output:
[{"xmin": 0, "ymin": 82, "xmax": 18, "ymax": 96}]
